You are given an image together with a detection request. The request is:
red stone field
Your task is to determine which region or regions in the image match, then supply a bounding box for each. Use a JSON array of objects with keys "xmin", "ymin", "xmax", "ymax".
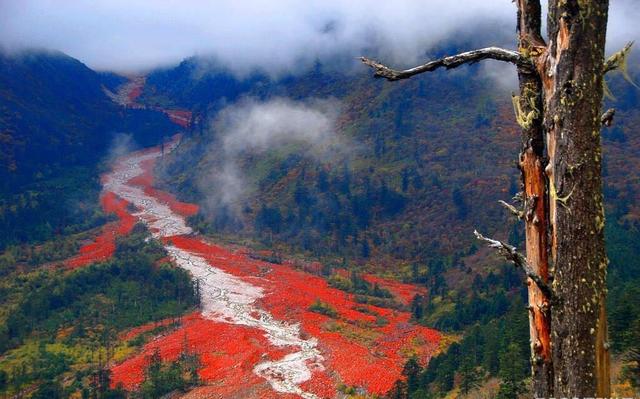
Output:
[
  {"xmin": 68, "ymin": 139, "xmax": 440, "ymax": 398},
  {"xmin": 150, "ymin": 235, "xmax": 441, "ymax": 395}
]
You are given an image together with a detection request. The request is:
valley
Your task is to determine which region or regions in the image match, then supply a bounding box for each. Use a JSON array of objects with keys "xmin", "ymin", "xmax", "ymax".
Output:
[
  {"xmin": 1, "ymin": 15, "xmax": 638, "ymax": 395},
  {"xmin": 80, "ymin": 133, "xmax": 440, "ymax": 397}
]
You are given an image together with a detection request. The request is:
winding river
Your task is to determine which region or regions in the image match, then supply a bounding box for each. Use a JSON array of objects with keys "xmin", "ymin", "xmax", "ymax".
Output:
[{"xmin": 103, "ymin": 141, "xmax": 323, "ymax": 398}]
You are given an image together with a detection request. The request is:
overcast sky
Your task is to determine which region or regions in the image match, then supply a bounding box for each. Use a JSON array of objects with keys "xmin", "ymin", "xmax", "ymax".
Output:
[{"xmin": 1, "ymin": 0, "xmax": 638, "ymax": 74}]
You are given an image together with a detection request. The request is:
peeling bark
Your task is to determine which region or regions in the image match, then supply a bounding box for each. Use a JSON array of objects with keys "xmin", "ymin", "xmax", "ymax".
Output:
[
  {"xmin": 515, "ymin": 1, "xmax": 553, "ymax": 396},
  {"xmin": 362, "ymin": 0, "xmax": 616, "ymax": 395},
  {"xmin": 520, "ymin": 147, "xmax": 553, "ymax": 396},
  {"xmin": 544, "ymin": 1, "xmax": 610, "ymax": 396}
]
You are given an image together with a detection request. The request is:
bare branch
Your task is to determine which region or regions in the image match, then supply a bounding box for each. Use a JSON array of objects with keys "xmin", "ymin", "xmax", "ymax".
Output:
[
  {"xmin": 512, "ymin": 191, "xmax": 524, "ymax": 204},
  {"xmin": 474, "ymin": 230, "xmax": 554, "ymax": 299},
  {"xmin": 360, "ymin": 47, "xmax": 534, "ymax": 81},
  {"xmin": 601, "ymin": 108, "xmax": 615, "ymax": 127},
  {"xmin": 499, "ymin": 200, "xmax": 523, "ymax": 220},
  {"xmin": 604, "ymin": 41, "xmax": 634, "ymax": 74}
]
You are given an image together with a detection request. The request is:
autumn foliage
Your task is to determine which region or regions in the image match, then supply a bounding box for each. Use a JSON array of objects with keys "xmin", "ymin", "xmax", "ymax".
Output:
[
  {"xmin": 66, "ymin": 192, "xmax": 136, "ymax": 268},
  {"xmin": 68, "ymin": 141, "xmax": 440, "ymax": 397},
  {"xmin": 114, "ymin": 234, "xmax": 440, "ymax": 396}
]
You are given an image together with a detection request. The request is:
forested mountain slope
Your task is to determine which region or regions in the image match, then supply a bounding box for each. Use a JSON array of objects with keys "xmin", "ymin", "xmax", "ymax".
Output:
[
  {"xmin": 145, "ymin": 54, "xmax": 639, "ymax": 269},
  {"xmin": 0, "ymin": 46, "xmax": 636, "ymax": 397},
  {"xmin": 142, "ymin": 53, "xmax": 640, "ymax": 396},
  {"xmin": 0, "ymin": 51, "xmax": 176, "ymax": 247},
  {"xmin": 146, "ymin": 55, "xmax": 517, "ymax": 264}
]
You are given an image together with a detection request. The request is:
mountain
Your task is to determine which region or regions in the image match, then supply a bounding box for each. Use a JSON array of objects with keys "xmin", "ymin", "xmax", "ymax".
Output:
[
  {"xmin": 141, "ymin": 53, "xmax": 640, "ymax": 395},
  {"xmin": 0, "ymin": 50, "xmax": 176, "ymax": 247},
  {"xmin": 143, "ymin": 54, "xmax": 639, "ymax": 267},
  {"xmin": 0, "ymin": 46, "xmax": 638, "ymax": 397},
  {"xmin": 145, "ymin": 55, "xmax": 517, "ymax": 262}
]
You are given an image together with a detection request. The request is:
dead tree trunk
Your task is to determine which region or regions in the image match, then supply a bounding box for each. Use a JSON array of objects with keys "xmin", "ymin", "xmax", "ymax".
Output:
[
  {"xmin": 541, "ymin": 1, "xmax": 611, "ymax": 396},
  {"xmin": 514, "ymin": 1, "xmax": 553, "ymax": 396},
  {"xmin": 361, "ymin": 0, "xmax": 629, "ymax": 396}
]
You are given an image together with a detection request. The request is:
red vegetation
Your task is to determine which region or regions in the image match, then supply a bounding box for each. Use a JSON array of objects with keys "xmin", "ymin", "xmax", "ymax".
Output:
[
  {"xmin": 155, "ymin": 235, "xmax": 441, "ymax": 395},
  {"xmin": 66, "ymin": 192, "xmax": 136, "ymax": 269},
  {"xmin": 88, "ymin": 141, "xmax": 442, "ymax": 397},
  {"xmin": 299, "ymin": 368, "xmax": 338, "ymax": 399},
  {"xmin": 67, "ymin": 138, "xmax": 195, "ymax": 269},
  {"xmin": 145, "ymin": 187, "xmax": 198, "ymax": 217},
  {"xmin": 118, "ymin": 77, "xmax": 191, "ymax": 129},
  {"xmin": 332, "ymin": 268, "xmax": 427, "ymax": 306},
  {"xmin": 362, "ymin": 274, "xmax": 425, "ymax": 305},
  {"xmin": 182, "ymin": 386, "xmax": 301, "ymax": 399},
  {"xmin": 261, "ymin": 262, "xmax": 440, "ymax": 394},
  {"xmin": 127, "ymin": 158, "xmax": 199, "ymax": 217},
  {"xmin": 119, "ymin": 317, "xmax": 181, "ymax": 342},
  {"xmin": 112, "ymin": 313, "xmax": 317, "ymax": 398}
]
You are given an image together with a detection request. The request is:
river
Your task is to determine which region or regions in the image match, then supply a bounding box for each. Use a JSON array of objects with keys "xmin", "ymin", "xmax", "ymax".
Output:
[{"xmin": 103, "ymin": 140, "xmax": 324, "ymax": 398}]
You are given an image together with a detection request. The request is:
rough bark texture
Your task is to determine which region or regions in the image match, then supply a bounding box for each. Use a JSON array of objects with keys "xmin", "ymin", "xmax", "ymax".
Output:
[
  {"xmin": 543, "ymin": 1, "xmax": 610, "ymax": 396},
  {"xmin": 362, "ymin": 0, "xmax": 614, "ymax": 395},
  {"xmin": 515, "ymin": 1, "xmax": 553, "ymax": 396}
]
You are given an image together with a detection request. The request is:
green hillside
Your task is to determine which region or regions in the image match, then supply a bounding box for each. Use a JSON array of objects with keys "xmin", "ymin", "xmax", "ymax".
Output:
[
  {"xmin": 0, "ymin": 51, "xmax": 176, "ymax": 248},
  {"xmin": 143, "ymin": 54, "xmax": 640, "ymax": 397}
]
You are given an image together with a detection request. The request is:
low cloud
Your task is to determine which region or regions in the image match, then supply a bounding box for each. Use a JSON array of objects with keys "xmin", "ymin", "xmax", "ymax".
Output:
[
  {"xmin": 106, "ymin": 133, "xmax": 136, "ymax": 165},
  {"xmin": 198, "ymin": 97, "xmax": 342, "ymax": 215},
  {"xmin": 2, "ymin": 1, "xmax": 637, "ymax": 75},
  {"xmin": 219, "ymin": 98, "xmax": 339, "ymax": 154}
]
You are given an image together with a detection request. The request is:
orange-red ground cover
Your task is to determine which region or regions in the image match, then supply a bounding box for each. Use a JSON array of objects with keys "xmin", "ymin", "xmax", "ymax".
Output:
[
  {"xmin": 118, "ymin": 317, "xmax": 181, "ymax": 342},
  {"xmin": 119, "ymin": 77, "xmax": 191, "ymax": 129},
  {"xmin": 112, "ymin": 313, "xmax": 312, "ymax": 397},
  {"xmin": 333, "ymin": 268, "xmax": 427, "ymax": 306},
  {"xmin": 127, "ymin": 158, "xmax": 199, "ymax": 218},
  {"xmin": 127, "ymin": 85, "xmax": 143, "ymax": 104},
  {"xmin": 70, "ymin": 140, "xmax": 442, "ymax": 397},
  {"xmin": 114, "ymin": 234, "xmax": 440, "ymax": 396},
  {"xmin": 363, "ymin": 274, "xmax": 425, "ymax": 305},
  {"xmin": 67, "ymin": 139, "xmax": 196, "ymax": 268},
  {"xmin": 261, "ymin": 262, "xmax": 439, "ymax": 394},
  {"xmin": 66, "ymin": 192, "xmax": 136, "ymax": 269}
]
